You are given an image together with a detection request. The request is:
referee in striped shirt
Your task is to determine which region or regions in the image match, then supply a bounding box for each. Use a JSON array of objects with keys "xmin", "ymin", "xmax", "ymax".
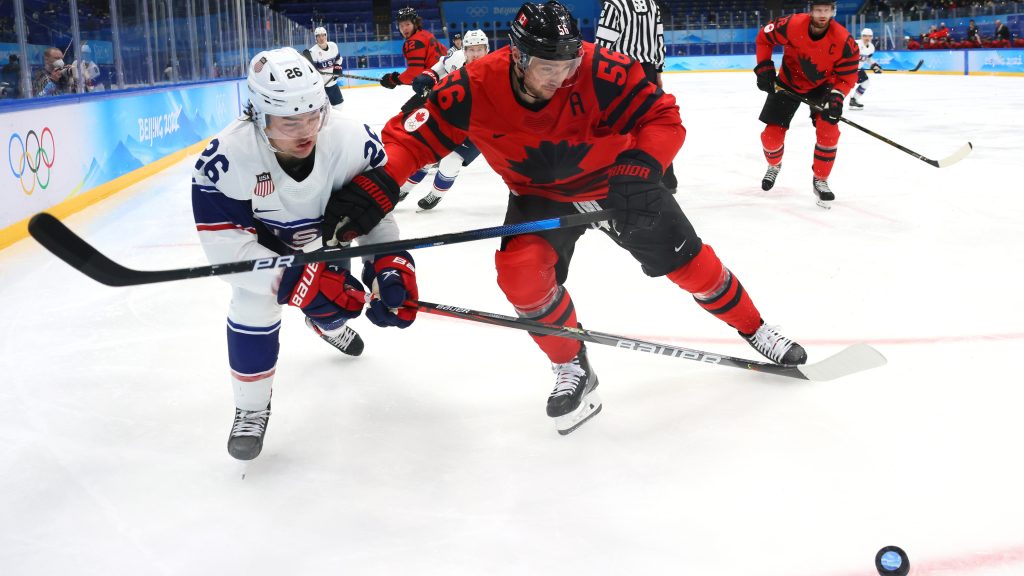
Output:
[{"xmin": 596, "ymin": 0, "xmax": 677, "ymax": 191}]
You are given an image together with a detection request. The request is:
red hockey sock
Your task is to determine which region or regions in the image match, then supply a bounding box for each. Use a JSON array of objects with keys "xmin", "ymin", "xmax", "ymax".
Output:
[
  {"xmin": 813, "ymin": 123, "xmax": 840, "ymax": 179},
  {"xmin": 761, "ymin": 125, "xmax": 787, "ymax": 166},
  {"xmin": 666, "ymin": 244, "xmax": 762, "ymax": 335}
]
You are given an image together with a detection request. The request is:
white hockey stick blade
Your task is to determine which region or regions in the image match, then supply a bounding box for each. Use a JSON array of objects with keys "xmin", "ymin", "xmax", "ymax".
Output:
[
  {"xmin": 797, "ymin": 343, "xmax": 888, "ymax": 382},
  {"xmin": 937, "ymin": 142, "xmax": 973, "ymax": 168}
]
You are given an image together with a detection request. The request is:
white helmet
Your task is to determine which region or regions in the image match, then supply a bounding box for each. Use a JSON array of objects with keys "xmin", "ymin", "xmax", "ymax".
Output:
[
  {"xmin": 314, "ymin": 26, "xmax": 327, "ymax": 37},
  {"xmin": 861, "ymin": 28, "xmax": 873, "ymax": 37},
  {"xmin": 246, "ymin": 47, "xmax": 328, "ymax": 149},
  {"xmin": 463, "ymin": 29, "xmax": 488, "ymax": 48}
]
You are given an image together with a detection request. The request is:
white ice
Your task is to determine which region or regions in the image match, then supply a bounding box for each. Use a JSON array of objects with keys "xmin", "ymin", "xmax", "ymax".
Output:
[{"xmin": 2, "ymin": 72, "xmax": 1023, "ymax": 576}]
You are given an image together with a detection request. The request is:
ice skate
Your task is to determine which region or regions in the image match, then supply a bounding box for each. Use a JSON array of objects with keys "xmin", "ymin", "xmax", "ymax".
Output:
[
  {"xmin": 228, "ymin": 404, "xmax": 271, "ymax": 461},
  {"xmin": 547, "ymin": 344, "xmax": 602, "ymax": 435},
  {"xmin": 812, "ymin": 177, "xmax": 835, "ymax": 209},
  {"xmin": 761, "ymin": 164, "xmax": 781, "ymax": 191},
  {"xmin": 417, "ymin": 191, "xmax": 443, "ymax": 211},
  {"xmin": 742, "ymin": 322, "xmax": 807, "ymax": 366},
  {"xmin": 848, "ymin": 97, "xmax": 864, "ymax": 109},
  {"xmin": 306, "ymin": 317, "xmax": 364, "ymax": 356}
]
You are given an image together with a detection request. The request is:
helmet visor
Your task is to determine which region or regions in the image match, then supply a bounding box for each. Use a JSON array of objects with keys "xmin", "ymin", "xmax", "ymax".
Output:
[
  {"xmin": 522, "ymin": 54, "xmax": 581, "ymax": 88},
  {"xmin": 263, "ymin": 103, "xmax": 330, "ymax": 142}
]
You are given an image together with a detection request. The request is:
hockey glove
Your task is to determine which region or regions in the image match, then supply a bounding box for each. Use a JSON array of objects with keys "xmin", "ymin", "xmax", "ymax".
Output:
[
  {"xmin": 361, "ymin": 252, "xmax": 418, "ymax": 328},
  {"xmin": 754, "ymin": 60, "xmax": 777, "ymax": 93},
  {"xmin": 606, "ymin": 149, "xmax": 665, "ymax": 240},
  {"xmin": 822, "ymin": 89, "xmax": 845, "ymax": 124},
  {"xmin": 871, "ymin": 62, "xmax": 883, "ymax": 74},
  {"xmin": 278, "ymin": 261, "xmax": 365, "ymax": 331},
  {"xmin": 411, "ymin": 69, "xmax": 439, "ymax": 94},
  {"xmin": 379, "ymin": 72, "xmax": 401, "ymax": 89},
  {"xmin": 322, "ymin": 167, "xmax": 400, "ymax": 245},
  {"xmin": 400, "ymin": 90, "xmax": 429, "ymax": 116}
]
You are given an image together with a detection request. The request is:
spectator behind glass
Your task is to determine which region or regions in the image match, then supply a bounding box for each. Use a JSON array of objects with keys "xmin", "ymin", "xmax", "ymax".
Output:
[
  {"xmin": 32, "ymin": 47, "xmax": 72, "ymax": 97},
  {"xmin": 966, "ymin": 20, "xmax": 981, "ymax": 45},
  {"xmin": 1, "ymin": 54, "xmax": 19, "ymax": 98},
  {"xmin": 995, "ymin": 20, "xmax": 1011, "ymax": 45},
  {"xmin": 71, "ymin": 44, "xmax": 105, "ymax": 92}
]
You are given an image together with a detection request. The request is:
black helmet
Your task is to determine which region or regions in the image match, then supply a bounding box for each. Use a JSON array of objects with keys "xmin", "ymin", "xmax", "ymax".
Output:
[
  {"xmin": 396, "ymin": 7, "xmax": 420, "ymax": 26},
  {"xmin": 453, "ymin": 33, "xmax": 462, "ymax": 40},
  {"xmin": 509, "ymin": 1, "xmax": 582, "ymax": 62}
]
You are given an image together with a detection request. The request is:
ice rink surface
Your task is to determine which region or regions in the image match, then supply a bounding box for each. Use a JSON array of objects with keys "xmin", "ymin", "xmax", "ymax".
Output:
[{"xmin": 2, "ymin": 71, "xmax": 1023, "ymax": 576}]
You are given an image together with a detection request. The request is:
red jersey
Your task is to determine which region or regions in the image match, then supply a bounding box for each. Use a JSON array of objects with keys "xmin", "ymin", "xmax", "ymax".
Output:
[
  {"xmin": 382, "ymin": 42, "xmax": 684, "ymax": 202},
  {"xmin": 400, "ymin": 29, "xmax": 446, "ymax": 84},
  {"xmin": 755, "ymin": 13, "xmax": 859, "ymax": 95}
]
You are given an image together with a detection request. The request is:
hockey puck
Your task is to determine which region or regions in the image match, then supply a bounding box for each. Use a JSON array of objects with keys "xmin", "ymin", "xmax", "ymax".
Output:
[{"xmin": 875, "ymin": 545, "xmax": 909, "ymax": 576}]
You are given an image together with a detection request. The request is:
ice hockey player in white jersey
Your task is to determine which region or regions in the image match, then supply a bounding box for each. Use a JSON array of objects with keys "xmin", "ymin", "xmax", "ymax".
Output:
[
  {"xmin": 306, "ymin": 27, "xmax": 344, "ymax": 107},
  {"xmin": 191, "ymin": 47, "xmax": 418, "ymax": 461},
  {"xmin": 849, "ymin": 28, "xmax": 881, "ymax": 110},
  {"xmin": 396, "ymin": 29, "xmax": 490, "ymax": 211}
]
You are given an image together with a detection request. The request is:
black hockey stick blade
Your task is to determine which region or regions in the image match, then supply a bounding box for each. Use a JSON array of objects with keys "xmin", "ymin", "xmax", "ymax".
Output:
[
  {"xmin": 28, "ymin": 210, "xmax": 615, "ymax": 287},
  {"xmin": 338, "ymin": 72, "xmax": 382, "ymax": 82},
  {"xmin": 415, "ymin": 300, "xmax": 887, "ymax": 382},
  {"xmin": 910, "ymin": 59, "xmax": 924, "ymax": 72},
  {"xmin": 776, "ymin": 87, "xmax": 971, "ymax": 168},
  {"xmin": 882, "ymin": 59, "xmax": 924, "ymax": 72}
]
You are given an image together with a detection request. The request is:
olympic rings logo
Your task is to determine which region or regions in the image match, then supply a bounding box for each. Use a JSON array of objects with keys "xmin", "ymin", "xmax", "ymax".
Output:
[
  {"xmin": 9, "ymin": 127, "xmax": 56, "ymax": 196},
  {"xmin": 465, "ymin": 7, "xmax": 490, "ymax": 18}
]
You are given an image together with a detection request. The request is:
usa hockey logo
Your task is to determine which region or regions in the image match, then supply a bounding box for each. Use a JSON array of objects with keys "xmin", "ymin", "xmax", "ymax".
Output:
[
  {"xmin": 253, "ymin": 172, "xmax": 275, "ymax": 197},
  {"xmin": 253, "ymin": 56, "xmax": 267, "ymax": 73}
]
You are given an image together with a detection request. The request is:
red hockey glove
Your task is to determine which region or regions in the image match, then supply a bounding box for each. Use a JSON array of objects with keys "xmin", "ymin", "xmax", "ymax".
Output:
[
  {"xmin": 379, "ymin": 72, "xmax": 401, "ymax": 89},
  {"xmin": 822, "ymin": 90, "xmax": 845, "ymax": 124},
  {"xmin": 322, "ymin": 167, "xmax": 400, "ymax": 245},
  {"xmin": 278, "ymin": 261, "xmax": 365, "ymax": 331},
  {"xmin": 606, "ymin": 149, "xmax": 666, "ymax": 240},
  {"xmin": 361, "ymin": 252, "xmax": 418, "ymax": 328},
  {"xmin": 754, "ymin": 60, "xmax": 777, "ymax": 93}
]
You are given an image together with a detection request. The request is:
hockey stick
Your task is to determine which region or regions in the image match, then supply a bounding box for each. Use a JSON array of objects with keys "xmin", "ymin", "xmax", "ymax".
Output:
[
  {"xmin": 411, "ymin": 300, "xmax": 887, "ymax": 382},
  {"xmin": 882, "ymin": 59, "xmax": 924, "ymax": 72},
  {"xmin": 338, "ymin": 72, "xmax": 383, "ymax": 82},
  {"xmin": 27, "ymin": 210, "xmax": 615, "ymax": 287},
  {"xmin": 777, "ymin": 87, "xmax": 972, "ymax": 168}
]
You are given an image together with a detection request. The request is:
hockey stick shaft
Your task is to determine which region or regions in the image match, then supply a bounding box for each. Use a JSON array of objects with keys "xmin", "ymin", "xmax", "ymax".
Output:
[
  {"xmin": 27, "ymin": 210, "xmax": 615, "ymax": 287},
  {"xmin": 778, "ymin": 87, "xmax": 971, "ymax": 168},
  {"xmin": 410, "ymin": 300, "xmax": 886, "ymax": 382},
  {"xmin": 338, "ymin": 72, "xmax": 383, "ymax": 82},
  {"xmin": 881, "ymin": 59, "xmax": 924, "ymax": 72}
]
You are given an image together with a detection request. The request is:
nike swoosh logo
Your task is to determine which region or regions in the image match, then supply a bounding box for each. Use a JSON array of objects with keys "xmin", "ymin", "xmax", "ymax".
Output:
[
  {"xmin": 674, "ymin": 241, "xmax": 687, "ymax": 252},
  {"xmin": 254, "ymin": 208, "xmax": 280, "ymax": 214},
  {"xmin": 492, "ymin": 133, "xmax": 506, "ymax": 139}
]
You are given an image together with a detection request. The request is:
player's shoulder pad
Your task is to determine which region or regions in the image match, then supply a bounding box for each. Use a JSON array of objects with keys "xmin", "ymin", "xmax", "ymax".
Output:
[
  {"xmin": 842, "ymin": 33, "xmax": 859, "ymax": 57},
  {"xmin": 592, "ymin": 45, "xmax": 638, "ymax": 111},
  {"xmin": 405, "ymin": 37, "xmax": 426, "ymax": 51},
  {"xmin": 426, "ymin": 67, "xmax": 472, "ymax": 131}
]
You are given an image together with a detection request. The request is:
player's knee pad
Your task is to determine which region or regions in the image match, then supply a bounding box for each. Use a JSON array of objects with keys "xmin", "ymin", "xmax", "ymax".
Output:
[
  {"xmin": 227, "ymin": 288, "xmax": 282, "ymax": 379},
  {"xmin": 495, "ymin": 235, "xmax": 560, "ymax": 313},
  {"xmin": 436, "ymin": 152, "xmax": 464, "ymax": 183},
  {"xmin": 857, "ymin": 69, "xmax": 869, "ymax": 84},
  {"xmin": 761, "ymin": 124, "xmax": 787, "ymax": 151},
  {"xmin": 666, "ymin": 244, "xmax": 727, "ymax": 295},
  {"xmin": 815, "ymin": 120, "xmax": 840, "ymax": 147}
]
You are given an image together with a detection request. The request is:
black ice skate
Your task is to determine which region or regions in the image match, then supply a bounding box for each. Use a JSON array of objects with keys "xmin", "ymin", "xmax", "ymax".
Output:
[
  {"xmin": 547, "ymin": 344, "xmax": 602, "ymax": 435},
  {"xmin": 761, "ymin": 164, "xmax": 781, "ymax": 191},
  {"xmin": 848, "ymin": 97, "xmax": 864, "ymax": 109},
  {"xmin": 742, "ymin": 322, "xmax": 808, "ymax": 366},
  {"xmin": 812, "ymin": 178, "xmax": 835, "ymax": 209},
  {"xmin": 306, "ymin": 317, "xmax": 364, "ymax": 356},
  {"xmin": 417, "ymin": 191, "xmax": 443, "ymax": 210},
  {"xmin": 228, "ymin": 404, "xmax": 271, "ymax": 461}
]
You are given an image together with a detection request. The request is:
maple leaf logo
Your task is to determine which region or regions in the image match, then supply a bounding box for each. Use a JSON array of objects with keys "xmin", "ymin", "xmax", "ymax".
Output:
[
  {"xmin": 415, "ymin": 110, "xmax": 427, "ymax": 123},
  {"xmin": 507, "ymin": 140, "xmax": 593, "ymax": 185},
  {"xmin": 797, "ymin": 54, "xmax": 827, "ymax": 84}
]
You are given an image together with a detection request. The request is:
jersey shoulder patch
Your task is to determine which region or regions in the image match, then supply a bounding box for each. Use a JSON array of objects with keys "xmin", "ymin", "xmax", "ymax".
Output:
[
  {"xmin": 592, "ymin": 46, "xmax": 637, "ymax": 111},
  {"xmin": 428, "ymin": 67, "xmax": 472, "ymax": 131}
]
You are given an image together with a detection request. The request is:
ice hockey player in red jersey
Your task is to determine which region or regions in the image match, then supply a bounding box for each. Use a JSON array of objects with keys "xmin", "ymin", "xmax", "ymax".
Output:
[
  {"xmin": 379, "ymin": 7, "xmax": 446, "ymax": 90},
  {"xmin": 753, "ymin": 0, "xmax": 859, "ymax": 208},
  {"xmin": 326, "ymin": 1, "xmax": 808, "ymax": 435}
]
